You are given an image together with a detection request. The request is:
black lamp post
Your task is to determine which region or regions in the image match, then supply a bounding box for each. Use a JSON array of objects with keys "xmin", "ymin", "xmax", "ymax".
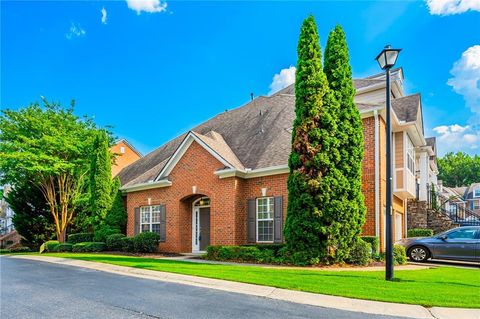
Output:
[{"xmin": 375, "ymin": 45, "xmax": 401, "ymax": 281}]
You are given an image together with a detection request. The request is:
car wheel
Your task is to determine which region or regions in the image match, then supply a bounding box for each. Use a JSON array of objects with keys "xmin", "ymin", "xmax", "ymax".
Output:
[{"xmin": 408, "ymin": 246, "xmax": 430, "ymax": 262}]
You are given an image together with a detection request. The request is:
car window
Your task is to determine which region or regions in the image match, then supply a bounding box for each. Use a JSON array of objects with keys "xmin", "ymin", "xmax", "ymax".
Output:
[{"xmin": 447, "ymin": 229, "xmax": 477, "ymax": 240}]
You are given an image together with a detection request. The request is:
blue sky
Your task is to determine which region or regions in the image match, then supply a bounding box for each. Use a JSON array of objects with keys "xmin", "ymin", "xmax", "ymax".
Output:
[{"xmin": 2, "ymin": 1, "xmax": 479, "ymax": 156}]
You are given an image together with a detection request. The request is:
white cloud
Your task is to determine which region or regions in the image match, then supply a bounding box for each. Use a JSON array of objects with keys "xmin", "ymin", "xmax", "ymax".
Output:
[
  {"xmin": 126, "ymin": 0, "xmax": 167, "ymax": 14},
  {"xmin": 269, "ymin": 66, "xmax": 296, "ymax": 95},
  {"xmin": 433, "ymin": 124, "xmax": 479, "ymax": 155},
  {"xmin": 101, "ymin": 7, "xmax": 107, "ymax": 25},
  {"xmin": 426, "ymin": 0, "xmax": 480, "ymax": 15},
  {"xmin": 447, "ymin": 45, "xmax": 480, "ymax": 122},
  {"xmin": 65, "ymin": 22, "xmax": 86, "ymax": 40}
]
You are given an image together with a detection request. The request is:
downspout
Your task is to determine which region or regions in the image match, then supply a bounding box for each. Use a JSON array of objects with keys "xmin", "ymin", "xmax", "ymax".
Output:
[{"xmin": 374, "ymin": 110, "xmax": 380, "ymax": 238}]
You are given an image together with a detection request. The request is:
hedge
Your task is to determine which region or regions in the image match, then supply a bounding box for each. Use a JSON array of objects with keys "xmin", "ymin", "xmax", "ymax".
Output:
[
  {"xmin": 346, "ymin": 240, "xmax": 371, "ymax": 266},
  {"xmin": 55, "ymin": 243, "xmax": 73, "ymax": 252},
  {"xmin": 121, "ymin": 237, "xmax": 135, "ymax": 252},
  {"xmin": 360, "ymin": 236, "xmax": 379, "ymax": 254},
  {"xmin": 0, "ymin": 247, "xmax": 31, "ymax": 253},
  {"xmin": 133, "ymin": 232, "xmax": 160, "ymax": 253},
  {"xmin": 40, "ymin": 240, "xmax": 60, "ymax": 253},
  {"xmin": 67, "ymin": 233, "xmax": 94, "ymax": 244},
  {"xmin": 206, "ymin": 245, "xmax": 286, "ymax": 264},
  {"xmin": 394, "ymin": 245, "xmax": 407, "ymax": 265},
  {"xmin": 72, "ymin": 242, "xmax": 106, "ymax": 253},
  {"xmin": 106, "ymin": 234, "xmax": 126, "ymax": 251},
  {"xmin": 407, "ymin": 229, "xmax": 433, "ymax": 238}
]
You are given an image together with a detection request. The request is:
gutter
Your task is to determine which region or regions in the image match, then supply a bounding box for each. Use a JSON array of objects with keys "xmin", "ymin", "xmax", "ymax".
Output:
[
  {"xmin": 215, "ymin": 165, "xmax": 289, "ymax": 179},
  {"xmin": 120, "ymin": 179, "xmax": 172, "ymax": 193},
  {"xmin": 374, "ymin": 109, "xmax": 380, "ymax": 239}
]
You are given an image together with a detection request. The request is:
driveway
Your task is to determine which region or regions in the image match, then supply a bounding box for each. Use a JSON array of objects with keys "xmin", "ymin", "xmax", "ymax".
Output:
[
  {"xmin": 0, "ymin": 257, "xmax": 413, "ymax": 319},
  {"xmin": 408, "ymin": 259, "xmax": 479, "ymax": 269}
]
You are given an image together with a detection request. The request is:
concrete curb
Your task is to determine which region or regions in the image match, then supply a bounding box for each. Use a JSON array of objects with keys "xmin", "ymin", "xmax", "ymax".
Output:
[{"xmin": 10, "ymin": 255, "xmax": 479, "ymax": 319}]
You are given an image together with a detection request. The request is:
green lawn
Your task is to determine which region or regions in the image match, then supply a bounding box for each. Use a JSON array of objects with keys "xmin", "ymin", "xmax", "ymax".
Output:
[{"xmin": 43, "ymin": 253, "xmax": 479, "ymax": 308}]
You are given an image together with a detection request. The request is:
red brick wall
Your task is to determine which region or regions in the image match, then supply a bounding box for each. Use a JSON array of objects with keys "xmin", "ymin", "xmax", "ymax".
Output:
[
  {"xmin": 126, "ymin": 141, "xmax": 289, "ymax": 252},
  {"xmin": 125, "ymin": 116, "xmax": 402, "ymax": 253}
]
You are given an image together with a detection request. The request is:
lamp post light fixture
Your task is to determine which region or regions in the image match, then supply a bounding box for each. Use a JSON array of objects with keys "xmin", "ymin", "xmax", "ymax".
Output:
[{"xmin": 375, "ymin": 45, "xmax": 401, "ymax": 282}]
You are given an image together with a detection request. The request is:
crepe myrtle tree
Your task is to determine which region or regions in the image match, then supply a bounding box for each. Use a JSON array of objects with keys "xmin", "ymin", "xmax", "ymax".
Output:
[
  {"xmin": 323, "ymin": 25, "xmax": 366, "ymax": 261},
  {"xmin": 284, "ymin": 15, "xmax": 344, "ymax": 264},
  {"xmin": 0, "ymin": 100, "xmax": 103, "ymax": 242}
]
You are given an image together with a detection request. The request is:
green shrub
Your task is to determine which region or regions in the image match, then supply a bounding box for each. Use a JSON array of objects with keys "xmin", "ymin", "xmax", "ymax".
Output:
[
  {"xmin": 346, "ymin": 240, "xmax": 371, "ymax": 266},
  {"xmin": 206, "ymin": 245, "xmax": 288, "ymax": 264},
  {"xmin": 94, "ymin": 225, "xmax": 120, "ymax": 242},
  {"xmin": 72, "ymin": 242, "xmax": 106, "ymax": 253},
  {"xmin": 9, "ymin": 247, "xmax": 31, "ymax": 253},
  {"xmin": 407, "ymin": 229, "xmax": 433, "ymax": 238},
  {"xmin": 55, "ymin": 243, "xmax": 73, "ymax": 252},
  {"xmin": 394, "ymin": 245, "xmax": 407, "ymax": 265},
  {"xmin": 106, "ymin": 234, "xmax": 126, "ymax": 251},
  {"xmin": 360, "ymin": 236, "xmax": 379, "ymax": 254},
  {"xmin": 67, "ymin": 233, "xmax": 94, "ymax": 244},
  {"xmin": 133, "ymin": 232, "xmax": 160, "ymax": 253},
  {"xmin": 41, "ymin": 240, "xmax": 60, "ymax": 253},
  {"xmin": 0, "ymin": 249, "xmax": 11, "ymax": 254},
  {"xmin": 121, "ymin": 237, "xmax": 135, "ymax": 252}
]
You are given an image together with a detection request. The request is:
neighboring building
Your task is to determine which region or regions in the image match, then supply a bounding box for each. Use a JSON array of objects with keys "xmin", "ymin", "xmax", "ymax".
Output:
[
  {"xmin": 118, "ymin": 68, "xmax": 437, "ymax": 253},
  {"xmin": 0, "ymin": 185, "xmax": 14, "ymax": 235},
  {"xmin": 442, "ymin": 183, "xmax": 480, "ymax": 216},
  {"xmin": 417, "ymin": 137, "xmax": 439, "ymax": 201},
  {"xmin": 111, "ymin": 139, "xmax": 142, "ymax": 177}
]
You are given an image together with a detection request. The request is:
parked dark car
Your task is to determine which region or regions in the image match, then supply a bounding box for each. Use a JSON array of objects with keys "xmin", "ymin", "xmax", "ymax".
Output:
[{"xmin": 402, "ymin": 226, "xmax": 480, "ymax": 263}]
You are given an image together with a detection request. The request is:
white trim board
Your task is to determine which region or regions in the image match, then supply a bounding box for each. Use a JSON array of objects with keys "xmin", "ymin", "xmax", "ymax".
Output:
[{"xmin": 154, "ymin": 131, "xmax": 234, "ymax": 182}]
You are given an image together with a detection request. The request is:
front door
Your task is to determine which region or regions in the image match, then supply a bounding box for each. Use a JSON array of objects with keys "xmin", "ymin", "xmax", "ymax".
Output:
[
  {"xmin": 199, "ymin": 207, "xmax": 210, "ymax": 251},
  {"xmin": 192, "ymin": 199, "xmax": 211, "ymax": 253}
]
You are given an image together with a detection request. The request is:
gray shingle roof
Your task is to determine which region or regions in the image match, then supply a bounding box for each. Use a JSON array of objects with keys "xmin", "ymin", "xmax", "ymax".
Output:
[
  {"xmin": 392, "ymin": 93, "xmax": 420, "ymax": 123},
  {"xmin": 118, "ymin": 82, "xmax": 422, "ymax": 187},
  {"xmin": 119, "ymin": 94, "xmax": 294, "ymax": 186}
]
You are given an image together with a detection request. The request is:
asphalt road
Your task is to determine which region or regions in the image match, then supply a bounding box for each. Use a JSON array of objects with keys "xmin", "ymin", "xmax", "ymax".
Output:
[{"xmin": 0, "ymin": 257, "xmax": 415, "ymax": 319}]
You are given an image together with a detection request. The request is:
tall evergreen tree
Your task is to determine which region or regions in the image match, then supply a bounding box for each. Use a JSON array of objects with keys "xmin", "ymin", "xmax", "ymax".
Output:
[
  {"xmin": 104, "ymin": 177, "xmax": 128, "ymax": 233},
  {"xmin": 284, "ymin": 16, "xmax": 341, "ymax": 264},
  {"xmin": 323, "ymin": 25, "xmax": 366, "ymax": 260},
  {"xmin": 89, "ymin": 129, "xmax": 112, "ymax": 228}
]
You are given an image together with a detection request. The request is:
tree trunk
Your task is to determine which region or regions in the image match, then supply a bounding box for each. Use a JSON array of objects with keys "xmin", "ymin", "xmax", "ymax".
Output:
[{"xmin": 57, "ymin": 229, "xmax": 66, "ymax": 243}]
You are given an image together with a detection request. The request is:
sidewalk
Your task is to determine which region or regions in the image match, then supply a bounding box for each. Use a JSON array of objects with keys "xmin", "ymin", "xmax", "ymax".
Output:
[{"xmin": 10, "ymin": 255, "xmax": 479, "ymax": 319}]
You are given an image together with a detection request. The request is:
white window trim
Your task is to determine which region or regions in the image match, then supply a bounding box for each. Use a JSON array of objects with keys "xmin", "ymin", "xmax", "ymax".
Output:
[
  {"xmin": 406, "ymin": 134, "xmax": 415, "ymax": 174},
  {"xmin": 256, "ymin": 197, "xmax": 274, "ymax": 243},
  {"xmin": 140, "ymin": 205, "xmax": 161, "ymax": 234},
  {"xmin": 473, "ymin": 188, "xmax": 480, "ymax": 198}
]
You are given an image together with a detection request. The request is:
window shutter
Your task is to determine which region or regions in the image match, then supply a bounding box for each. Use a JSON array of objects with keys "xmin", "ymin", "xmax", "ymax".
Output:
[
  {"xmin": 247, "ymin": 199, "xmax": 256, "ymax": 243},
  {"xmin": 134, "ymin": 207, "xmax": 140, "ymax": 236},
  {"xmin": 159, "ymin": 204, "xmax": 166, "ymax": 242},
  {"xmin": 274, "ymin": 196, "xmax": 283, "ymax": 243}
]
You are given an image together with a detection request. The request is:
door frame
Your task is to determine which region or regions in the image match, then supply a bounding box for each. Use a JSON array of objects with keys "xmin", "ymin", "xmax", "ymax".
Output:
[{"xmin": 192, "ymin": 197, "xmax": 210, "ymax": 253}]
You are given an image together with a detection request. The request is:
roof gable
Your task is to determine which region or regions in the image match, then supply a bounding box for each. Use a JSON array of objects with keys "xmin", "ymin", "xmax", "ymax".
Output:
[{"xmin": 154, "ymin": 131, "xmax": 240, "ymax": 181}]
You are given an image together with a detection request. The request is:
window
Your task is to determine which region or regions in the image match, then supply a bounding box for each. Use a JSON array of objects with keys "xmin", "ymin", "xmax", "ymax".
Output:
[
  {"xmin": 473, "ymin": 200, "xmax": 480, "ymax": 210},
  {"xmin": 406, "ymin": 134, "xmax": 415, "ymax": 174},
  {"xmin": 140, "ymin": 205, "xmax": 161, "ymax": 234},
  {"xmin": 474, "ymin": 188, "xmax": 480, "ymax": 198},
  {"xmin": 446, "ymin": 228, "xmax": 477, "ymax": 240},
  {"xmin": 257, "ymin": 197, "xmax": 274, "ymax": 242}
]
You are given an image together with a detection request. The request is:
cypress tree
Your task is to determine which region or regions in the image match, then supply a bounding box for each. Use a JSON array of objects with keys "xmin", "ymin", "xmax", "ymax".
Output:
[
  {"xmin": 284, "ymin": 16, "xmax": 341, "ymax": 264},
  {"xmin": 324, "ymin": 25, "xmax": 366, "ymax": 261},
  {"xmin": 89, "ymin": 129, "xmax": 112, "ymax": 228},
  {"xmin": 105, "ymin": 177, "xmax": 128, "ymax": 233}
]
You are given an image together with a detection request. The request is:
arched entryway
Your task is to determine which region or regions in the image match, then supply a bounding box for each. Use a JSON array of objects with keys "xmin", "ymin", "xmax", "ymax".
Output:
[{"xmin": 192, "ymin": 197, "xmax": 211, "ymax": 253}]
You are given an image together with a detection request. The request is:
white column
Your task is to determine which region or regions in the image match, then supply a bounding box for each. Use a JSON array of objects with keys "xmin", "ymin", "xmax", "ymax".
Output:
[{"xmin": 418, "ymin": 151, "xmax": 429, "ymax": 201}]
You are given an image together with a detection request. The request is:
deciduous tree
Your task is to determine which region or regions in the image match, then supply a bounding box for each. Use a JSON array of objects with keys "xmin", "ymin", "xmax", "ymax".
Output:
[{"xmin": 0, "ymin": 101, "xmax": 100, "ymax": 242}]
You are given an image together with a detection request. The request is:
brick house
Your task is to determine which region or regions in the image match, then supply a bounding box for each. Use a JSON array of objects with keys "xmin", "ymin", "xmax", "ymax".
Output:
[
  {"xmin": 118, "ymin": 68, "xmax": 436, "ymax": 253},
  {"xmin": 111, "ymin": 139, "xmax": 142, "ymax": 177}
]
